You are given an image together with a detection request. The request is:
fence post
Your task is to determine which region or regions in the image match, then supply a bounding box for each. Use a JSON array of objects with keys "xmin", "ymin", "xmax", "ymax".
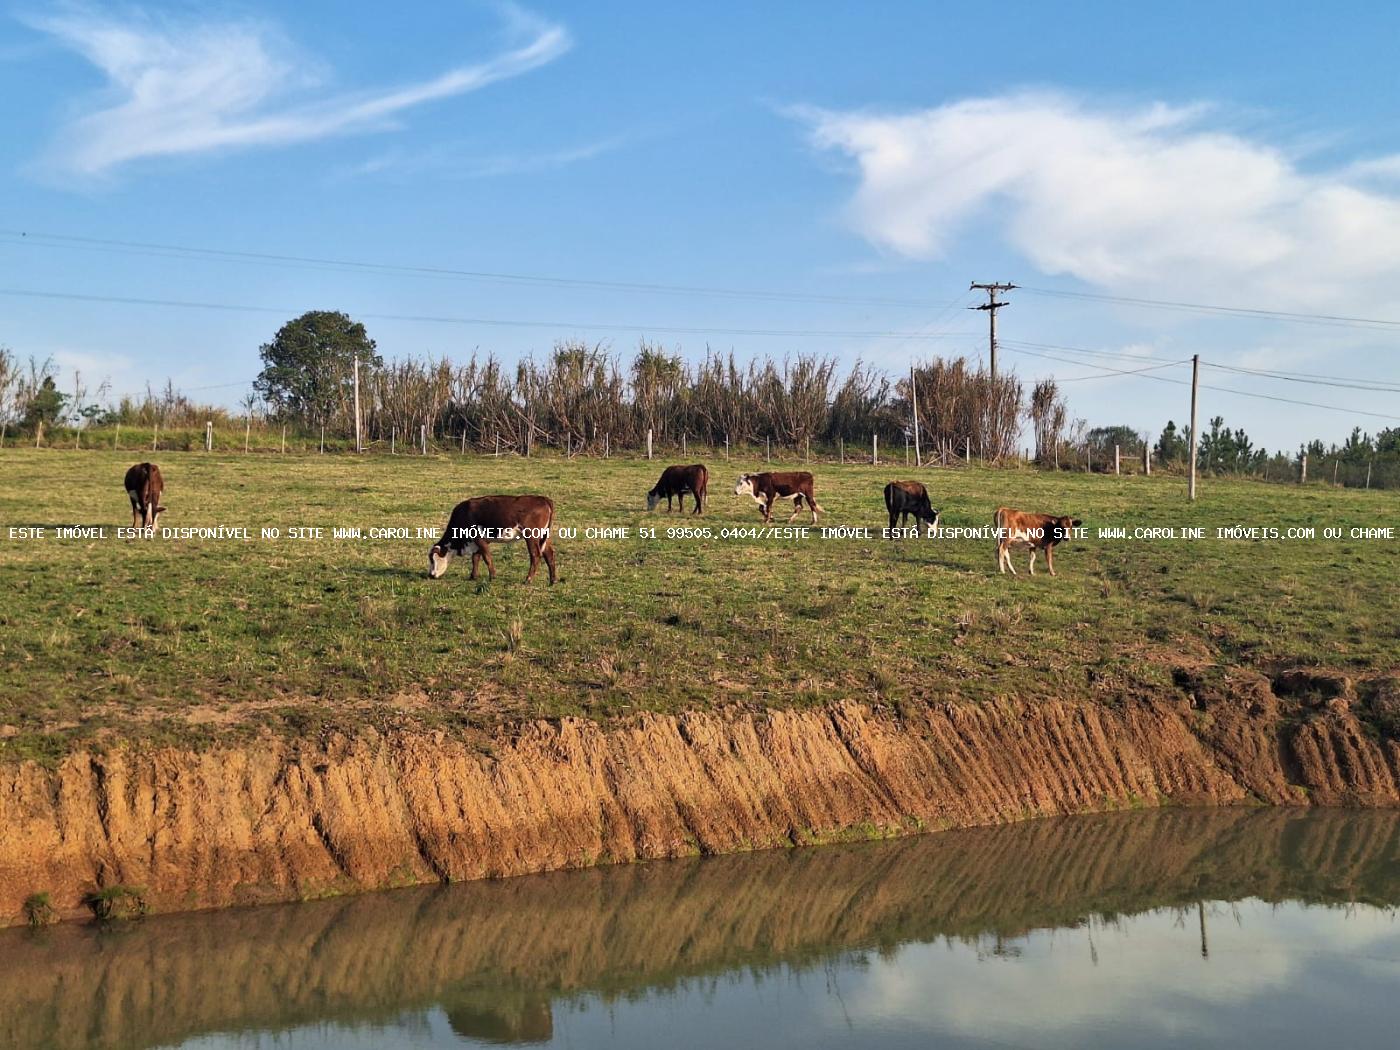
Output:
[
  {"xmin": 805, "ymin": 436, "xmax": 810, "ymax": 463},
  {"xmin": 1145, "ymin": 445, "xmax": 1151, "ymax": 476},
  {"xmin": 421, "ymin": 423, "xmax": 427, "ymax": 456},
  {"xmin": 1333, "ymin": 459, "xmax": 1339, "ymax": 485},
  {"xmin": 965, "ymin": 437, "xmax": 970, "ymax": 465},
  {"xmin": 904, "ymin": 434, "xmax": 910, "ymax": 465},
  {"xmin": 36, "ymin": 420, "xmax": 43, "ymax": 448},
  {"xmin": 495, "ymin": 431, "xmax": 500, "ymax": 457},
  {"xmin": 391, "ymin": 427, "xmax": 396, "ymax": 455},
  {"xmin": 319, "ymin": 424, "xmax": 324, "ymax": 454},
  {"xmin": 1087, "ymin": 446, "xmax": 1092, "ymax": 473},
  {"xmin": 682, "ymin": 432, "xmax": 687, "ymax": 455},
  {"xmin": 1114, "ymin": 444, "xmax": 1120, "ymax": 476},
  {"xmin": 461, "ymin": 429, "xmax": 467, "ymax": 454},
  {"xmin": 872, "ymin": 433, "xmax": 878, "ymax": 465},
  {"xmin": 114, "ymin": 422, "xmax": 119, "ymax": 449},
  {"xmin": 1366, "ymin": 458, "xmax": 1373, "ymax": 489},
  {"xmin": 839, "ymin": 437, "xmax": 844, "ymax": 464},
  {"xmin": 725, "ymin": 435, "xmax": 730, "ymax": 460},
  {"xmin": 153, "ymin": 421, "xmax": 158, "ymax": 450},
  {"xmin": 766, "ymin": 436, "xmax": 771, "ymax": 463},
  {"xmin": 244, "ymin": 416, "xmax": 250, "ymax": 453},
  {"xmin": 647, "ymin": 428, "xmax": 653, "ymax": 460},
  {"xmin": 1300, "ymin": 453, "xmax": 1308, "ymax": 485},
  {"xmin": 281, "ymin": 424, "xmax": 286, "ymax": 454}
]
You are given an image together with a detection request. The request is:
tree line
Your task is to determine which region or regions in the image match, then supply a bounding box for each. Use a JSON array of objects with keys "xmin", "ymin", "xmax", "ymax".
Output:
[{"xmin": 2, "ymin": 310, "xmax": 1396, "ymax": 489}]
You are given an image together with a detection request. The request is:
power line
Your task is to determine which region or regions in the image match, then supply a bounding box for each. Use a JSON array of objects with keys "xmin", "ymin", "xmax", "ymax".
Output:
[
  {"xmin": 0, "ymin": 228, "xmax": 946, "ymax": 310},
  {"xmin": 1001, "ymin": 345, "xmax": 1190, "ymax": 381},
  {"xmin": 1020, "ymin": 285, "xmax": 1400, "ymax": 332},
  {"xmin": 1202, "ymin": 360, "xmax": 1400, "ymax": 393},
  {"xmin": 1001, "ymin": 344, "xmax": 1400, "ymax": 421},
  {"xmin": 0, "ymin": 286, "xmax": 978, "ymax": 342}
]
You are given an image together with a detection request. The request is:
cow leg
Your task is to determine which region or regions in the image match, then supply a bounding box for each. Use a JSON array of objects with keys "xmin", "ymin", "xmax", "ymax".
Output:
[
  {"xmin": 131, "ymin": 502, "xmax": 140, "ymax": 529},
  {"xmin": 1047, "ymin": 544, "xmax": 1057, "ymax": 577},
  {"xmin": 524, "ymin": 537, "xmax": 541, "ymax": 582},
  {"xmin": 787, "ymin": 495, "xmax": 803, "ymax": 524},
  {"xmin": 1028, "ymin": 549, "xmax": 1037, "ymax": 575},
  {"xmin": 482, "ymin": 544, "xmax": 496, "ymax": 580},
  {"xmin": 542, "ymin": 537, "xmax": 558, "ymax": 584},
  {"xmin": 469, "ymin": 548, "xmax": 482, "ymax": 579},
  {"xmin": 762, "ymin": 496, "xmax": 775, "ymax": 523}
]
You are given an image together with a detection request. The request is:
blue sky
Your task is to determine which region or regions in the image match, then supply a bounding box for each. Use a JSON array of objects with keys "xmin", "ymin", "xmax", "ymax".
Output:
[{"xmin": 3, "ymin": 1, "xmax": 1400, "ymax": 450}]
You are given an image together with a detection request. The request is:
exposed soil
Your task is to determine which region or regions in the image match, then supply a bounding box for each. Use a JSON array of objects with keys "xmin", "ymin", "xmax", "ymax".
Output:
[{"xmin": 3, "ymin": 670, "xmax": 1399, "ymax": 927}]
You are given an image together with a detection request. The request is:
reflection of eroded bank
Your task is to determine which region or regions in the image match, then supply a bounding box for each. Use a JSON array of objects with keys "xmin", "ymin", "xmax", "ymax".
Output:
[{"xmin": 2, "ymin": 807, "xmax": 1398, "ymax": 1050}]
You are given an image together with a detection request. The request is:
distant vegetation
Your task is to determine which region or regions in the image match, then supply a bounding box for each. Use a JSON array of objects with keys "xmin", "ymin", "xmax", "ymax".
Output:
[{"xmin": 1, "ymin": 313, "xmax": 1397, "ymax": 488}]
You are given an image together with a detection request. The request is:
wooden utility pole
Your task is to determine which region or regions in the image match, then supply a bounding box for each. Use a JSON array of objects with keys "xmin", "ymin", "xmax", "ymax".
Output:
[
  {"xmin": 970, "ymin": 282, "xmax": 1016, "ymax": 380},
  {"xmin": 353, "ymin": 357, "xmax": 362, "ymax": 454},
  {"xmin": 910, "ymin": 366, "xmax": 923, "ymax": 467},
  {"xmin": 1188, "ymin": 354, "xmax": 1200, "ymax": 501}
]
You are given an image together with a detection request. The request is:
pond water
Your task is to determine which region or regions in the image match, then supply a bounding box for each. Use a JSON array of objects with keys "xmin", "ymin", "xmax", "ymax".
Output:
[{"xmin": 3, "ymin": 807, "xmax": 1399, "ymax": 1049}]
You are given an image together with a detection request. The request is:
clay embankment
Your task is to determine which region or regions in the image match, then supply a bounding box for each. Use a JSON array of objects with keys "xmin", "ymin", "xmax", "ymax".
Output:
[{"xmin": 2, "ymin": 668, "xmax": 1399, "ymax": 927}]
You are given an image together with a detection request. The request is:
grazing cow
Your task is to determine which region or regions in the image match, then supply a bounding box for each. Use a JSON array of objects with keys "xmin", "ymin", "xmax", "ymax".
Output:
[
  {"xmin": 427, "ymin": 495, "xmax": 557, "ymax": 584},
  {"xmin": 124, "ymin": 462, "xmax": 166, "ymax": 530},
  {"xmin": 734, "ymin": 471, "xmax": 823, "ymax": 524},
  {"xmin": 994, "ymin": 507, "xmax": 1084, "ymax": 576},
  {"xmin": 884, "ymin": 481, "xmax": 940, "ymax": 535},
  {"xmin": 647, "ymin": 464, "xmax": 708, "ymax": 514}
]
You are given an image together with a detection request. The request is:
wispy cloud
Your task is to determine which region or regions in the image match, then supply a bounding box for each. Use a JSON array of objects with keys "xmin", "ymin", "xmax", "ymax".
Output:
[
  {"xmin": 23, "ymin": 2, "xmax": 571, "ymax": 179},
  {"xmin": 793, "ymin": 93, "xmax": 1400, "ymax": 315},
  {"xmin": 350, "ymin": 135, "xmax": 624, "ymax": 180}
]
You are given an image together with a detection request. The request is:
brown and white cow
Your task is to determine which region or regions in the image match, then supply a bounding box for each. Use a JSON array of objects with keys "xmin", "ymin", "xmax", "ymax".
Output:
[
  {"xmin": 734, "ymin": 471, "xmax": 823, "ymax": 524},
  {"xmin": 994, "ymin": 507, "xmax": 1083, "ymax": 576},
  {"xmin": 647, "ymin": 464, "xmax": 708, "ymax": 514},
  {"xmin": 124, "ymin": 462, "xmax": 166, "ymax": 530},
  {"xmin": 884, "ymin": 481, "xmax": 940, "ymax": 535},
  {"xmin": 427, "ymin": 495, "xmax": 557, "ymax": 584}
]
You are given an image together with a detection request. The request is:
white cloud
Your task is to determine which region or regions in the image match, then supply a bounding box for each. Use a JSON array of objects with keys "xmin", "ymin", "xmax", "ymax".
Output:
[
  {"xmin": 24, "ymin": 3, "xmax": 571, "ymax": 178},
  {"xmin": 795, "ymin": 93, "xmax": 1400, "ymax": 314},
  {"xmin": 350, "ymin": 135, "xmax": 623, "ymax": 180}
]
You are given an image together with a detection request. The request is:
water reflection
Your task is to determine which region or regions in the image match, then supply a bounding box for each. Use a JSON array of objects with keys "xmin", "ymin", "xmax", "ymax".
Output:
[{"xmin": 3, "ymin": 807, "xmax": 1399, "ymax": 1049}]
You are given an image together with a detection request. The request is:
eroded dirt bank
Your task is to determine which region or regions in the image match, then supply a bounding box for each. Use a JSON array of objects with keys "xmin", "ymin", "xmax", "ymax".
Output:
[{"xmin": 3, "ymin": 672, "xmax": 1399, "ymax": 926}]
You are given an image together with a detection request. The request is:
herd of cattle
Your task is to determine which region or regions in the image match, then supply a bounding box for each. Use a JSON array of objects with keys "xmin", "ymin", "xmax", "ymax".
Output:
[{"xmin": 119, "ymin": 459, "xmax": 1083, "ymax": 584}]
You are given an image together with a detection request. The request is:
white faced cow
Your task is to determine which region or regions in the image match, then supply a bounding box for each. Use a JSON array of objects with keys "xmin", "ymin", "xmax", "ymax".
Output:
[
  {"xmin": 427, "ymin": 495, "xmax": 557, "ymax": 584},
  {"xmin": 734, "ymin": 471, "xmax": 823, "ymax": 524}
]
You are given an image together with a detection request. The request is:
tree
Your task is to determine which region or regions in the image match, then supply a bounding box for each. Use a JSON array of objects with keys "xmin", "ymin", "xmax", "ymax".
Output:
[
  {"xmin": 20, "ymin": 376, "xmax": 67, "ymax": 431},
  {"xmin": 1155, "ymin": 420, "xmax": 1188, "ymax": 464},
  {"xmin": 254, "ymin": 311, "xmax": 381, "ymax": 426}
]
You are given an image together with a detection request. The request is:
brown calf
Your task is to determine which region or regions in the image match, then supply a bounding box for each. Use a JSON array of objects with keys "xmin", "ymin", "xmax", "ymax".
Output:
[
  {"xmin": 647, "ymin": 464, "xmax": 708, "ymax": 514},
  {"xmin": 734, "ymin": 471, "xmax": 823, "ymax": 524},
  {"xmin": 428, "ymin": 495, "xmax": 557, "ymax": 584},
  {"xmin": 124, "ymin": 462, "xmax": 166, "ymax": 530},
  {"xmin": 884, "ymin": 481, "xmax": 940, "ymax": 535},
  {"xmin": 994, "ymin": 507, "xmax": 1083, "ymax": 576}
]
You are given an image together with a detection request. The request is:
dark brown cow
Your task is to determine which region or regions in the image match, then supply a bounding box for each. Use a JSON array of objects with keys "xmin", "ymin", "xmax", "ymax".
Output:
[
  {"xmin": 124, "ymin": 462, "xmax": 166, "ymax": 530},
  {"xmin": 428, "ymin": 495, "xmax": 557, "ymax": 584},
  {"xmin": 647, "ymin": 464, "xmax": 708, "ymax": 514},
  {"xmin": 994, "ymin": 507, "xmax": 1083, "ymax": 576},
  {"xmin": 734, "ymin": 471, "xmax": 823, "ymax": 524},
  {"xmin": 884, "ymin": 481, "xmax": 940, "ymax": 535}
]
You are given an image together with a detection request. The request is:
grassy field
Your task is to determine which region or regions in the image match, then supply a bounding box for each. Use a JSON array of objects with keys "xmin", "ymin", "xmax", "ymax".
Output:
[{"xmin": 1, "ymin": 447, "xmax": 1397, "ymax": 762}]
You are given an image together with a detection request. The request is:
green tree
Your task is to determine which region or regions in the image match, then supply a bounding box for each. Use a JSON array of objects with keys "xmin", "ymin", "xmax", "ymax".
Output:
[
  {"xmin": 1155, "ymin": 420, "xmax": 1188, "ymax": 463},
  {"xmin": 254, "ymin": 311, "xmax": 381, "ymax": 425},
  {"xmin": 20, "ymin": 376, "xmax": 67, "ymax": 431}
]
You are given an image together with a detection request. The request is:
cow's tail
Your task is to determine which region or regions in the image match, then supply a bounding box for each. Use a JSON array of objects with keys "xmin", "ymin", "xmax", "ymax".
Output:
[
  {"xmin": 993, "ymin": 507, "xmax": 1007, "ymax": 532},
  {"xmin": 884, "ymin": 483, "xmax": 895, "ymax": 515},
  {"xmin": 543, "ymin": 498, "xmax": 556, "ymax": 547},
  {"xmin": 698, "ymin": 465, "xmax": 709, "ymax": 508}
]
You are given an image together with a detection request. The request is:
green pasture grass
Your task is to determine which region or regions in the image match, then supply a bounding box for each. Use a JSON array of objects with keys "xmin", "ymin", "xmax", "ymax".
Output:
[{"xmin": 0, "ymin": 448, "xmax": 1396, "ymax": 761}]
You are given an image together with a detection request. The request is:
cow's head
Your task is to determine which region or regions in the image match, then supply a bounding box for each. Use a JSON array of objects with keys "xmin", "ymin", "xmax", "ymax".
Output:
[
  {"xmin": 645, "ymin": 487, "xmax": 661, "ymax": 512},
  {"xmin": 427, "ymin": 544, "xmax": 455, "ymax": 579},
  {"xmin": 922, "ymin": 507, "xmax": 942, "ymax": 536},
  {"xmin": 1051, "ymin": 516, "xmax": 1083, "ymax": 543},
  {"xmin": 734, "ymin": 474, "xmax": 755, "ymax": 498}
]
